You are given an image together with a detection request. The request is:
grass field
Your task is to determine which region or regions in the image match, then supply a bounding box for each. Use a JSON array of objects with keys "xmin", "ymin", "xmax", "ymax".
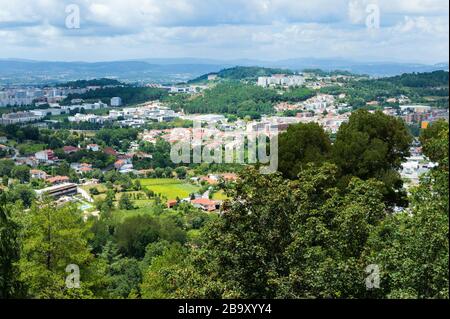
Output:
[
  {"xmin": 212, "ymin": 190, "xmax": 229, "ymax": 200},
  {"xmin": 113, "ymin": 203, "xmax": 155, "ymax": 222},
  {"xmin": 139, "ymin": 178, "xmax": 200, "ymax": 200}
]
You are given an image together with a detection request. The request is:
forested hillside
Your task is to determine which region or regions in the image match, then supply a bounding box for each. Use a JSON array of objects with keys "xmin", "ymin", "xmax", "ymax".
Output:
[{"xmin": 188, "ymin": 66, "xmax": 294, "ymax": 83}]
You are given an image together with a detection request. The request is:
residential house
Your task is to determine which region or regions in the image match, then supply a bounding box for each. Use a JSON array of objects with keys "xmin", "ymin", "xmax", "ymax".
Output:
[
  {"xmin": 63, "ymin": 145, "xmax": 80, "ymax": 154},
  {"xmin": 87, "ymin": 144, "xmax": 100, "ymax": 152},
  {"xmin": 114, "ymin": 160, "xmax": 125, "ymax": 170},
  {"xmin": 46, "ymin": 175, "xmax": 70, "ymax": 185},
  {"xmin": 30, "ymin": 169, "xmax": 48, "ymax": 180},
  {"xmin": 191, "ymin": 198, "xmax": 221, "ymax": 211},
  {"xmin": 167, "ymin": 199, "xmax": 178, "ymax": 208},
  {"xmin": 104, "ymin": 147, "xmax": 118, "ymax": 156},
  {"xmin": 35, "ymin": 150, "xmax": 56, "ymax": 163}
]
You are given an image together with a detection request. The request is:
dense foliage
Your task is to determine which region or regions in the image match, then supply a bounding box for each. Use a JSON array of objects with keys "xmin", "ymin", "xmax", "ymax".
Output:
[
  {"xmin": 64, "ymin": 87, "xmax": 168, "ymax": 106},
  {"xmin": 60, "ymin": 78, "xmax": 124, "ymax": 89},
  {"xmin": 278, "ymin": 110, "xmax": 412, "ymax": 206},
  {"xmin": 168, "ymin": 82, "xmax": 314, "ymax": 119},
  {"xmin": 321, "ymin": 71, "xmax": 449, "ymax": 108},
  {"xmin": 0, "ymin": 117, "xmax": 447, "ymax": 299},
  {"xmin": 188, "ymin": 66, "xmax": 294, "ymax": 83}
]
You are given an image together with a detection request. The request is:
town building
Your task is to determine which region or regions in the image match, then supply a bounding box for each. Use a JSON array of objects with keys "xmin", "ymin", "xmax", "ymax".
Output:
[
  {"xmin": 111, "ymin": 97, "xmax": 122, "ymax": 107},
  {"xmin": 35, "ymin": 150, "xmax": 56, "ymax": 163},
  {"xmin": 35, "ymin": 183, "xmax": 78, "ymax": 199}
]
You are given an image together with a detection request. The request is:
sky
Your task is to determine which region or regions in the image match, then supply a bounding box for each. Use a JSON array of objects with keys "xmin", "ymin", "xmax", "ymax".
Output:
[{"xmin": 0, "ymin": 0, "xmax": 448, "ymax": 64}]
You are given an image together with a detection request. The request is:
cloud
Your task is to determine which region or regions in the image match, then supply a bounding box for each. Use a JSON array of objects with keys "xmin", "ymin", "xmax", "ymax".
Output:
[{"xmin": 0, "ymin": 0, "xmax": 448, "ymax": 63}]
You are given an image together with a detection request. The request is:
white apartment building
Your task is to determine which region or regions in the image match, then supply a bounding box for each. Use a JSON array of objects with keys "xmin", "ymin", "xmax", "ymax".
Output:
[
  {"xmin": 111, "ymin": 97, "xmax": 122, "ymax": 107},
  {"xmin": 257, "ymin": 75, "xmax": 305, "ymax": 88},
  {"xmin": 0, "ymin": 112, "xmax": 44, "ymax": 124}
]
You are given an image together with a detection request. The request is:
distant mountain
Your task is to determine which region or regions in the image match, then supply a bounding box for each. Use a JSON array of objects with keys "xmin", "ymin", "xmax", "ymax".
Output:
[
  {"xmin": 138, "ymin": 57, "xmax": 449, "ymax": 77},
  {"xmin": 0, "ymin": 58, "xmax": 448, "ymax": 85},
  {"xmin": 253, "ymin": 58, "xmax": 449, "ymax": 77},
  {"xmin": 0, "ymin": 60, "xmax": 227, "ymax": 85}
]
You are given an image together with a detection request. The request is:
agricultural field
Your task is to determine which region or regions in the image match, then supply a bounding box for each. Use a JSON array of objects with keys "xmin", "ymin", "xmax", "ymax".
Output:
[{"xmin": 139, "ymin": 178, "xmax": 200, "ymax": 200}]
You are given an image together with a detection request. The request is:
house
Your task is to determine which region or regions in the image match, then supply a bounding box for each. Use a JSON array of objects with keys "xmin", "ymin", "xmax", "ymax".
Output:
[
  {"xmin": 104, "ymin": 147, "xmax": 118, "ymax": 156},
  {"xmin": 200, "ymin": 175, "xmax": 219, "ymax": 185},
  {"xmin": 191, "ymin": 198, "xmax": 220, "ymax": 211},
  {"xmin": 220, "ymin": 173, "xmax": 238, "ymax": 182},
  {"xmin": 167, "ymin": 199, "xmax": 177, "ymax": 208},
  {"xmin": 30, "ymin": 169, "xmax": 48, "ymax": 180},
  {"xmin": 35, "ymin": 150, "xmax": 56, "ymax": 163},
  {"xmin": 46, "ymin": 175, "xmax": 70, "ymax": 185},
  {"xmin": 79, "ymin": 163, "xmax": 93, "ymax": 174},
  {"xmin": 63, "ymin": 145, "xmax": 80, "ymax": 154},
  {"xmin": 114, "ymin": 160, "xmax": 125, "ymax": 170},
  {"xmin": 119, "ymin": 164, "xmax": 134, "ymax": 174},
  {"xmin": 87, "ymin": 144, "xmax": 100, "ymax": 152},
  {"xmin": 117, "ymin": 154, "xmax": 133, "ymax": 163}
]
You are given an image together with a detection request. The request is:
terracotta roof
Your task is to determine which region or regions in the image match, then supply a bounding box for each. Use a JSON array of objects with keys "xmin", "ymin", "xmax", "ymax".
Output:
[
  {"xmin": 46, "ymin": 176, "xmax": 70, "ymax": 184},
  {"xmin": 63, "ymin": 146, "xmax": 79, "ymax": 152}
]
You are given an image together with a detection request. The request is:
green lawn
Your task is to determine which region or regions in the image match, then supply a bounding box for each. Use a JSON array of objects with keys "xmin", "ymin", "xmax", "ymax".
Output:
[
  {"xmin": 139, "ymin": 178, "xmax": 184, "ymax": 186},
  {"xmin": 139, "ymin": 178, "xmax": 200, "ymax": 200},
  {"xmin": 212, "ymin": 190, "xmax": 229, "ymax": 200},
  {"xmin": 17, "ymin": 143, "xmax": 47, "ymax": 156},
  {"xmin": 113, "ymin": 203, "xmax": 155, "ymax": 222}
]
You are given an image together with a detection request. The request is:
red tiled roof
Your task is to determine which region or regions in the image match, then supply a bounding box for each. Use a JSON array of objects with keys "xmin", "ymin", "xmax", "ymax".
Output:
[
  {"xmin": 46, "ymin": 176, "xmax": 70, "ymax": 184},
  {"xmin": 104, "ymin": 147, "xmax": 118, "ymax": 156},
  {"xmin": 63, "ymin": 146, "xmax": 79, "ymax": 152}
]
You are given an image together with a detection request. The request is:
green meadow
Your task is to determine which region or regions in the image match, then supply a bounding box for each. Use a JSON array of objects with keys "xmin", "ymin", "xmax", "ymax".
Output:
[{"xmin": 139, "ymin": 178, "xmax": 200, "ymax": 200}]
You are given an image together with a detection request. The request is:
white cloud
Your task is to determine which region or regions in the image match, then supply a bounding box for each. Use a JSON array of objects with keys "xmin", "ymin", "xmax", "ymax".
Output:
[{"xmin": 0, "ymin": 0, "xmax": 448, "ymax": 63}]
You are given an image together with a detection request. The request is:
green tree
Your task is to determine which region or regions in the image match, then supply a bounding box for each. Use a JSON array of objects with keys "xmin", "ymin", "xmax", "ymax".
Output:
[
  {"xmin": 278, "ymin": 122, "xmax": 332, "ymax": 179},
  {"xmin": 364, "ymin": 126, "xmax": 449, "ymax": 298},
  {"xmin": 0, "ymin": 201, "xmax": 24, "ymax": 298},
  {"xmin": 16, "ymin": 202, "xmax": 107, "ymax": 298},
  {"xmin": 7, "ymin": 184, "xmax": 36, "ymax": 208},
  {"xmin": 107, "ymin": 257, "xmax": 142, "ymax": 299},
  {"xmin": 0, "ymin": 160, "xmax": 15, "ymax": 177},
  {"xmin": 419, "ymin": 119, "xmax": 449, "ymax": 165},
  {"xmin": 114, "ymin": 216, "xmax": 161, "ymax": 258},
  {"xmin": 332, "ymin": 110, "xmax": 412, "ymax": 206},
  {"xmin": 11, "ymin": 166, "xmax": 30, "ymax": 184},
  {"xmin": 180, "ymin": 165, "xmax": 388, "ymax": 298},
  {"xmin": 118, "ymin": 193, "xmax": 134, "ymax": 210},
  {"xmin": 141, "ymin": 243, "xmax": 189, "ymax": 299}
]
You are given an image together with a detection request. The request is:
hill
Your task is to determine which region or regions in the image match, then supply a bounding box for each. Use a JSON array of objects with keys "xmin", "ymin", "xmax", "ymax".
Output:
[{"xmin": 187, "ymin": 66, "xmax": 295, "ymax": 83}]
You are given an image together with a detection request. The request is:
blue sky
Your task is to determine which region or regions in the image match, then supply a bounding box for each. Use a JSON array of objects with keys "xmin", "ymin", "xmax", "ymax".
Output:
[{"xmin": 0, "ymin": 0, "xmax": 448, "ymax": 64}]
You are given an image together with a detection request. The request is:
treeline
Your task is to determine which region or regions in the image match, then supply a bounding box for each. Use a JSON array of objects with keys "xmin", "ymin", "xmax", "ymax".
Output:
[
  {"xmin": 63, "ymin": 87, "xmax": 168, "ymax": 106},
  {"xmin": 321, "ymin": 70, "xmax": 449, "ymax": 108},
  {"xmin": 380, "ymin": 70, "xmax": 449, "ymax": 88},
  {"xmin": 303, "ymin": 68, "xmax": 356, "ymax": 77},
  {"xmin": 60, "ymin": 78, "xmax": 125, "ymax": 88}
]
